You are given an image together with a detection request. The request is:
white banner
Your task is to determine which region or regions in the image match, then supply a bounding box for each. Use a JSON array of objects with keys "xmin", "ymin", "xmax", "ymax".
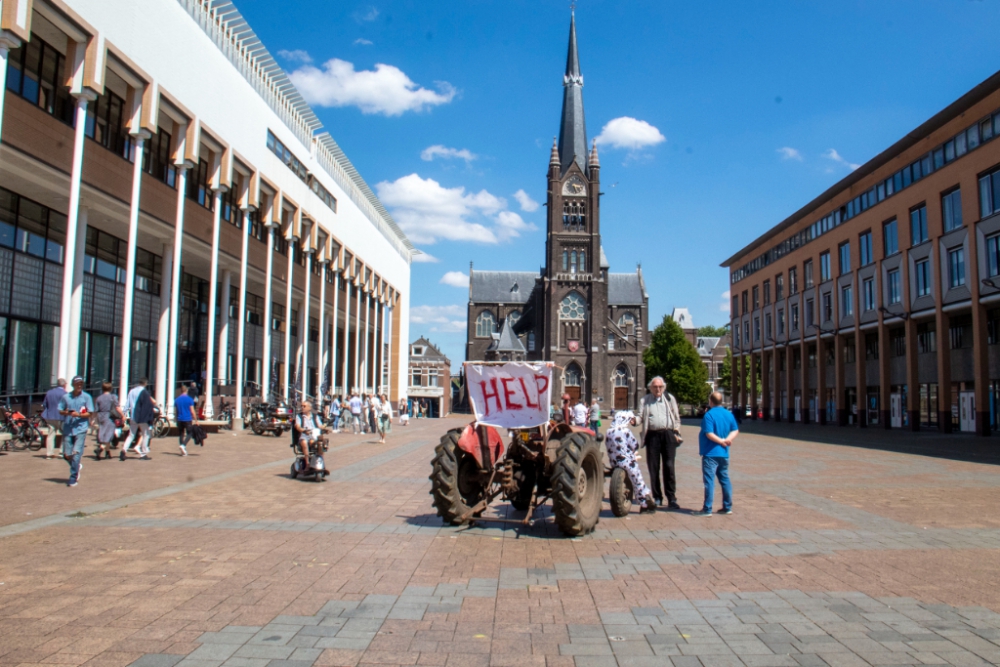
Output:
[{"xmin": 465, "ymin": 362, "xmax": 553, "ymax": 429}]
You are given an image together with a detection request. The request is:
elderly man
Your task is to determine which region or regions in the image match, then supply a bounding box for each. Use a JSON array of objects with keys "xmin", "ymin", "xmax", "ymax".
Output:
[
  {"xmin": 59, "ymin": 377, "xmax": 94, "ymax": 487},
  {"xmin": 639, "ymin": 376, "xmax": 682, "ymax": 510},
  {"xmin": 41, "ymin": 378, "xmax": 67, "ymax": 459},
  {"xmin": 693, "ymin": 392, "xmax": 739, "ymax": 517}
]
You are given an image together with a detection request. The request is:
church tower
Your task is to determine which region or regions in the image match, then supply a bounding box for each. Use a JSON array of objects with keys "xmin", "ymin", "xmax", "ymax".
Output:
[{"xmin": 543, "ymin": 12, "xmax": 608, "ymax": 404}]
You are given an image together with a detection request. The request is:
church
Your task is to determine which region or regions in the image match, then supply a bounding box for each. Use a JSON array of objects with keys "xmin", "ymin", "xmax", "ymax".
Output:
[{"xmin": 465, "ymin": 14, "xmax": 650, "ymax": 411}]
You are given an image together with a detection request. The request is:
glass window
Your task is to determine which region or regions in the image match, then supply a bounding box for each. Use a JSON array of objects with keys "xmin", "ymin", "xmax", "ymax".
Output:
[
  {"xmin": 789, "ymin": 267, "xmax": 798, "ymax": 294},
  {"xmin": 859, "ymin": 232, "xmax": 873, "ymax": 266},
  {"xmin": 863, "ymin": 278, "xmax": 875, "ymax": 312},
  {"xmin": 942, "ymin": 188, "xmax": 963, "ymax": 232},
  {"xmin": 618, "ymin": 312, "xmax": 636, "ymax": 334},
  {"xmin": 910, "ymin": 205, "xmax": 928, "ymax": 245},
  {"xmin": 948, "ymin": 247, "xmax": 965, "ymax": 288},
  {"xmin": 841, "ymin": 285, "xmax": 853, "ymax": 317},
  {"xmin": 806, "ymin": 298, "xmax": 814, "ymax": 327},
  {"xmin": 838, "ymin": 243, "xmax": 850, "ymax": 275},
  {"xmin": 806, "ymin": 260, "xmax": 816, "ymax": 288},
  {"xmin": 775, "ymin": 274, "xmax": 784, "ymax": 300},
  {"xmin": 527, "ymin": 332, "xmax": 535, "ymax": 351},
  {"xmin": 475, "ymin": 311, "xmax": 497, "ymax": 338},
  {"xmin": 987, "ymin": 234, "xmax": 1000, "ymax": 278},
  {"xmin": 791, "ymin": 303, "xmax": 799, "ymax": 330},
  {"xmin": 7, "ymin": 320, "xmax": 38, "ymax": 392},
  {"xmin": 564, "ymin": 363, "xmax": 581, "ymax": 386},
  {"xmin": 883, "ymin": 219, "xmax": 898, "ymax": 256},
  {"xmin": 915, "ymin": 259, "xmax": 931, "ymax": 297},
  {"xmin": 918, "ymin": 323, "xmax": 936, "ymax": 354},
  {"xmin": 754, "ymin": 317, "xmax": 760, "ymax": 341},
  {"xmin": 821, "ymin": 252, "xmax": 832, "ymax": 282},
  {"xmin": 822, "ymin": 293, "xmax": 832, "ymax": 322},
  {"xmin": 559, "ymin": 292, "xmax": 587, "ymax": 320},
  {"xmin": 777, "ymin": 308, "xmax": 785, "ymax": 334},
  {"xmin": 888, "ymin": 269, "xmax": 901, "ymax": 305},
  {"xmin": 607, "ymin": 333, "xmax": 615, "ymax": 351}
]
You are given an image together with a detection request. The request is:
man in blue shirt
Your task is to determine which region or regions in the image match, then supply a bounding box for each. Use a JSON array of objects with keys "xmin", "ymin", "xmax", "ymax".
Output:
[
  {"xmin": 59, "ymin": 376, "xmax": 94, "ymax": 487},
  {"xmin": 175, "ymin": 388, "xmax": 198, "ymax": 457},
  {"xmin": 693, "ymin": 391, "xmax": 739, "ymax": 517}
]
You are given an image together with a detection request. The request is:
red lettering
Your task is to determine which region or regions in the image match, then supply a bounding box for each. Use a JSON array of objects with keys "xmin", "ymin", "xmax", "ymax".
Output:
[
  {"xmin": 500, "ymin": 377, "xmax": 523, "ymax": 410},
  {"xmin": 519, "ymin": 377, "xmax": 539, "ymax": 409},
  {"xmin": 534, "ymin": 374, "xmax": 549, "ymax": 398},
  {"xmin": 479, "ymin": 378, "xmax": 502, "ymax": 416}
]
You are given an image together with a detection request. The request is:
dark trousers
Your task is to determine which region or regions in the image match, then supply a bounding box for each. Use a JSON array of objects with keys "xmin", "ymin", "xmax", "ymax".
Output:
[
  {"xmin": 178, "ymin": 420, "xmax": 192, "ymax": 446},
  {"xmin": 644, "ymin": 430, "xmax": 677, "ymax": 503}
]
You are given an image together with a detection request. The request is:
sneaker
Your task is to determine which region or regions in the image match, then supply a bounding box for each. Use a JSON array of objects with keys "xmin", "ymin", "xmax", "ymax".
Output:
[
  {"xmin": 179, "ymin": 447, "xmax": 187, "ymax": 457},
  {"xmin": 667, "ymin": 502, "xmax": 681, "ymax": 511},
  {"xmin": 718, "ymin": 508, "xmax": 733, "ymax": 515},
  {"xmin": 692, "ymin": 509, "xmax": 712, "ymax": 517},
  {"xmin": 67, "ymin": 481, "xmax": 77, "ymax": 487},
  {"xmin": 140, "ymin": 456, "xmax": 152, "ymax": 461}
]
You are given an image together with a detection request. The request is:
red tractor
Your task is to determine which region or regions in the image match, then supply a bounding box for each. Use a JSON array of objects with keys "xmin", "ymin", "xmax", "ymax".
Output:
[{"xmin": 429, "ymin": 420, "xmax": 604, "ymax": 536}]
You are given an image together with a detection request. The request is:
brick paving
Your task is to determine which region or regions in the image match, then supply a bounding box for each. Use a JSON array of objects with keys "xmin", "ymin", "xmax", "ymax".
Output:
[{"xmin": 1, "ymin": 417, "xmax": 1000, "ymax": 667}]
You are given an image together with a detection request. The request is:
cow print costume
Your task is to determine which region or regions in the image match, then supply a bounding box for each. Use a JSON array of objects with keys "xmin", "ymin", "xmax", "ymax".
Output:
[{"xmin": 605, "ymin": 410, "xmax": 652, "ymax": 504}]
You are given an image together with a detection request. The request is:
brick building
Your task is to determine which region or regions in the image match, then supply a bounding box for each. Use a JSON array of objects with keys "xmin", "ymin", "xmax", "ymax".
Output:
[{"xmin": 406, "ymin": 337, "xmax": 450, "ymax": 418}]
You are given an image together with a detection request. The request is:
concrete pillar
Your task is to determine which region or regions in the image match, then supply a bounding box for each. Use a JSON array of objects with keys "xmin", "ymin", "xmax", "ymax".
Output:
[
  {"xmin": 785, "ymin": 345, "xmax": 795, "ymax": 421},
  {"xmin": 155, "ymin": 242, "xmax": 173, "ymax": 406},
  {"xmin": 971, "ymin": 303, "xmax": 991, "ymax": 436},
  {"xmin": 364, "ymin": 292, "xmax": 372, "ymax": 392},
  {"xmin": 316, "ymin": 262, "xmax": 326, "ymax": 409},
  {"xmin": 203, "ymin": 190, "xmax": 223, "ymax": 418},
  {"xmin": 749, "ymin": 351, "xmax": 758, "ymax": 420},
  {"xmin": 904, "ymin": 317, "xmax": 920, "ymax": 431},
  {"xmin": 283, "ymin": 238, "xmax": 295, "ymax": 401},
  {"xmin": 738, "ymin": 353, "xmax": 746, "ymax": 416},
  {"xmin": 165, "ymin": 166, "xmax": 190, "ymax": 419},
  {"xmin": 301, "ymin": 253, "xmax": 312, "ymax": 401},
  {"xmin": 66, "ymin": 209, "xmax": 87, "ymax": 380},
  {"xmin": 834, "ymin": 333, "xmax": 846, "ymax": 425},
  {"xmin": 878, "ymin": 322, "xmax": 892, "ymax": 429},
  {"xmin": 772, "ymin": 347, "xmax": 781, "ymax": 421},
  {"xmin": 118, "ymin": 134, "xmax": 148, "ymax": 400},
  {"xmin": 854, "ymin": 327, "xmax": 867, "ymax": 428},
  {"xmin": 218, "ymin": 269, "xmax": 232, "ymax": 386},
  {"xmin": 58, "ymin": 94, "xmax": 95, "ymax": 380},
  {"xmin": 386, "ymin": 305, "xmax": 393, "ymax": 399},
  {"xmin": 935, "ymin": 310, "xmax": 952, "ymax": 433},
  {"xmin": 799, "ymin": 339, "xmax": 809, "ymax": 424},
  {"xmin": 354, "ymin": 283, "xmax": 362, "ymax": 393},
  {"xmin": 342, "ymin": 277, "xmax": 352, "ymax": 394},
  {"xmin": 330, "ymin": 272, "xmax": 340, "ymax": 394},
  {"xmin": 234, "ymin": 210, "xmax": 250, "ymax": 425},
  {"xmin": 816, "ymin": 338, "xmax": 827, "ymax": 425},
  {"xmin": 379, "ymin": 301, "xmax": 387, "ymax": 394},
  {"xmin": 261, "ymin": 225, "xmax": 275, "ymax": 403},
  {"xmin": 0, "ymin": 33, "xmax": 23, "ymax": 142},
  {"xmin": 760, "ymin": 350, "xmax": 770, "ymax": 420}
]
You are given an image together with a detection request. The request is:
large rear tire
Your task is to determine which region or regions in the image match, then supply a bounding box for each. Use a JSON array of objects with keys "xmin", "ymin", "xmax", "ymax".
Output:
[
  {"xmin": 430, "ymin": 430, "xmax": 486, "ymax": 525},
  {"xmin": 609, "ymin": 467, "xmax": 633, "ymax": 517},
  {"xmin": 550, "ymin": 432, "xmax": 603, "ymax": 536}
]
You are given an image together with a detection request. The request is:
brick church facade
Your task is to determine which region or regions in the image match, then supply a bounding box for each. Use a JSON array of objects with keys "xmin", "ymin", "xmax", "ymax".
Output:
[{"xmin": 465, "ymin": 14, "xmax": 650, "ymax": 411}]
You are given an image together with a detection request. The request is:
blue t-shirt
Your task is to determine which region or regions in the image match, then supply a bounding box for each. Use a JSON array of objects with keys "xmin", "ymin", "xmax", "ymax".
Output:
[
  {"xmin": 59, "ymin": 391, "xmax": 94, "ymax": 436},
  {"xmin": 175, "ymin": 394, "xmax": 195, "ymax": 422},
  {"xmin": 699, "ymin": 406, "xmax": 739, "ymax": 458}
]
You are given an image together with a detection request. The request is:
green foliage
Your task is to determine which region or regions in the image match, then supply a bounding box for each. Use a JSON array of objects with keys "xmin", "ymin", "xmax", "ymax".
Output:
[
  {"xmin": 696, "ymin": 324, "xmax": 730, "ymax": 338},
  {"xmin": 717, "ymin": 347, "xmax": 732, "ymax": 392},
  {"xmin": 643, "ymin": 315, "xmax": 710, "ymax": 405}
]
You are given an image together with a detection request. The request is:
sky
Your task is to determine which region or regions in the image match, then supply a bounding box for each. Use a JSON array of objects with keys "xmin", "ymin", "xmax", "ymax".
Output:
[{"xmin": 234, "ymin": 0, "xmax": 1000, "ymax": 369}]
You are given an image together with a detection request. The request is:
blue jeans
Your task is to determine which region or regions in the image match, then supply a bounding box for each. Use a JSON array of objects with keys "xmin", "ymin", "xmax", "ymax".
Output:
[
  {"xmin": 701, "ymin": 456, "xmax": 732, "ymax": 512},
  {"xmin": 63, "ymin": 433, "xmax": 87, "ymax": 484}
]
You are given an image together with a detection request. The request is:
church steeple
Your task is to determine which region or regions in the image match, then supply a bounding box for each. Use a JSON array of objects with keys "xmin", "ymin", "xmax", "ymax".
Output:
[{"xmin": 557, "ymin": 12, "xmax": 587, "ymax": 176}]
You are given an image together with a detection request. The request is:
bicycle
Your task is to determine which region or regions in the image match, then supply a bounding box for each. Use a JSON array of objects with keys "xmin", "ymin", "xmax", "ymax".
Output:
[
  {"xmin": 152, "ymin": 413, "xmax": 170, "ymax": 438},
  {"xmin": 0, "ymin": 403, "xmax": 36, "ymax": 451},
  {"xmin": 26, "ymin": 409, "xmax": 48, "ymax": 451},
  {"xmin": 216, "ymin": 398, "xmax": 234, "ymax": 430}
]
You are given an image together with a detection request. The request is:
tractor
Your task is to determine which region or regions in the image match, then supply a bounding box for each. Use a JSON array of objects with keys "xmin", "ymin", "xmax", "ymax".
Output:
[{"xmin": 429, "ymin": 419, "xmax": 604, "ymax": 536}]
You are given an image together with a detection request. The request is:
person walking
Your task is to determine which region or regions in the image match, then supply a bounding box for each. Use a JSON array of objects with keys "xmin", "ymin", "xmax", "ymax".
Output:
[
  {"xmin": 328, "ymin": 395, "xmax": 341, "ymax": 433},
  {"xmin": 588, "ymin": 399, "xmax": 601, "ymax": 434},
  {"xmin": 371, "ymin": 394, "xmax": 385, "ymax": 444},
  {"xmin": 380, "ymin": 394, "xmax": 392, "ymax": 434},
  {"xmin": 605, "ymin": 410, "xmax": 657, "ymax": 513},
  {"xmin": 693, "ymin": 392, "xmax": 739, "ymax": 517},
  {"xmin": 571, "ymin": 399, "xmax": 588, "ymax": 427},
  {"xmin": 94, "ymin": 382, "xmax": 122, "ymax": 460},
  {"xmin": 639, "ymin": 376, "xmax": 682, "ymax": 510},
  {"xmin": 175, "ymin": 386, "xmax": 198, "ymax": 456},
  {"xmin": 120, "ymin": 378, "xmax": 152, "ymax": 460},
  {"xmin": 349, "ymin": 392, "xmax": 363, "ymax": 434},
  {"xmin": 59, "ymin": 377, "xmax": 93, "ymax": 487},
  {"xmin": 41, "ymin": 378, "xmax": 67, "ymax": 460},
  {"xmin": 398, "ymin": 397, "xmax": 408, "ymax": 426}
]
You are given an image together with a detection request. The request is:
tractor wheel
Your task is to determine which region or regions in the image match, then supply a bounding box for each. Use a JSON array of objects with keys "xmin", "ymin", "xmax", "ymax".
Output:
[
  {"xmin": 550, "ymin": 432, "xmax": 603, "ymax": 536},
  {"xmin": 429, "ymin": 430, "xmax": 487, "ymax": 525},
  {"xmin": 608, "ymin": 467, "xmax": 633, "ymax": 517},
  {"xmin": 510, "ymin": 466, "xmax": 536, "ymax": 512}
]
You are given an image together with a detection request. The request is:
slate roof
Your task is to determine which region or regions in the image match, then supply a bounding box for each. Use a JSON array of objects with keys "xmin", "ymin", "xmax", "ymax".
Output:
[
  {"xmin": 696, "ymin": 337, "xmax": 721, "ymax": 355},
  {"xmin": 410, "ymin": 337, "xmax": 450, "ymax": 362},
  {"xmin": 558, "ymin": 13, "xmax": 588, "ymax": 176},
  {"xmin": 487, "ymin": 318, "xmax": 526, "ymax": 354},
  {"xmin": 470, "ymin": 271, "xmax": 539, "ymax": 304},
  {"xmin": 671, "ymin": 307, "xmax": 694, "ymax": 329},
  {"xmin": 608, "ymin": 273, "xmax": 645, "ymax": 305}
]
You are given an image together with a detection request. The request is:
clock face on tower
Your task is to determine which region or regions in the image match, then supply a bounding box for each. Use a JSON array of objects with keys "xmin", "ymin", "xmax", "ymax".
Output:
[{"xmin": 562, "ymin": 176, "xmax": 586, "ymax": 197}]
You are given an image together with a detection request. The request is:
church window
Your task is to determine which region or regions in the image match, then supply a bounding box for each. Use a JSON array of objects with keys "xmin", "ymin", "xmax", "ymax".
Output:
[
  {"xmin": 562, "ymin": 251, "xmax": 568, "ymax": 271},
  {"xmin": 580, "ymin": 250, "xmax": 586, "ymax": 271},
  {"xmin": 528, "ymin": 332, "xmax": 536, "ymax": 351},
  {"xmin": 507, "ymin": 310, "xmax": 521, "ymax": 327},
  {"xmin": 618, "ymin": 312, "xmax": 636, "ymax": 335},
  {"xmin": 563, "ymin": 201, "xmax": 586, "ymax": 231},
  {"xmin": 607, "ymin": 333, "xmax": 615, "ymax": 351},
  {"xmin": 559, "ymin": 292, "xmax": 587, "ymax": 320},
  {"xmin": 475, "ymin": 310, "xmax": 497, "ymax": 338},
  {"xmin": 565, "ymin": 363, "xmax": 582, "ymax": 386},
  {"xmin": 570, "ymin": 251, "xmax": 577, "ymax": 273},
  {"xmin": 613, "ymin": 364, "xmax": 630, "ymax": 387}
]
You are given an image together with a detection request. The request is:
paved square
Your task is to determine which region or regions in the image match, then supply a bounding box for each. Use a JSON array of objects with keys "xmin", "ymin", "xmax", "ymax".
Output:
[{"xmin": 2, "ymin": 417, "xmax": 1000, "ymax": 667}]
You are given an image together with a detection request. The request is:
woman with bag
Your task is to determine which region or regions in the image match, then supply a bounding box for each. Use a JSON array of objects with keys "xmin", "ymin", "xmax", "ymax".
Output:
[{"xmin": 94, "ymin": 381, "xmax": 122, "ymax": 460}]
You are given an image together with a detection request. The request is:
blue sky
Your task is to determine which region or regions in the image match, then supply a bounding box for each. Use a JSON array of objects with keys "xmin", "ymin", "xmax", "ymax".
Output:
[{"xmin": 235, "ymin": 0, "xmax": 1000, "ymax": 369}]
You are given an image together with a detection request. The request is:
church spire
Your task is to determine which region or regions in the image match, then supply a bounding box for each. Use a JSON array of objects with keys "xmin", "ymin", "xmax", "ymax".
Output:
[{"xmin": 557, "ymin": 12, "xmax": 587, "ymax": 176}]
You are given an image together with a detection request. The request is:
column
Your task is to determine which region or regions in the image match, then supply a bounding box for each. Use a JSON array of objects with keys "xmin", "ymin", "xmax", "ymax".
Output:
[
  {"xmin": 749, "ymin": 351, "xmax": 758, "ymax": 420},
  {"xmin": 854, "ymin": 327, "xmax": 867, "ymax": 427},
  {"xmin": 234, "ymin": 210, "xmax": 249, "ymax": 425},
  {"xmin": 217, "ymin": 269, "xmax": 232, "ymax": 387},
  {"xmin": 816, "ymin": 338, "xmax": 827, "ymax": 425},
  {"xmin": 155, "ymin": 242, "xmax": 173, "ymax": 406},
  {"xmin": 330, "ymin": 271, "xmax": 340, "ymax": 394},
  {"xmin": 379, "ymin": 301, "xmax": 387, "ymax": 394},
  {"xmin": 165, "ymin": 166, "xmax": 189, "ymax": 418},
  {"xmin": 261, "ymin": 225, "xmax": 275, "ymax": 403},
  {"xmin": 772, "ymin": 347, "xmax": 781, "ymax": 421},
  {"xmin": 364, "ymin": 292, "xmax": 372, "ymax": 392},
  {"xmin": 935, "ymin": 310, "xmax": 952, "ymax": 433},
  {"xmin": 972, "ymin": 303, "xmax": 991, "ymax": 436},
  {"xmin": 302, "ymin": 252, "xmax": 312, "ymax": 400},
  {"xmin": 761, "ymin": 350, "xmax": 770, "ymax": 421},
  {"xmin": 0, "ymin": 33, "xmax": 23, "ymax": 142},
  {"xmin": 316, "ymin": 262, "xmax": 327, "ymax": 410},
  {"xmin": 203, "ymin": 190, "xmax": 223, "ymax": 418},
  {"xmin": 353, "ymin": 283, "xmax": 362, "ymax": 392},
  {"xmin": 738, "ymin": 353, "xmax": 746, "ymax": 416},
  {"xmin": 342, "ymin": 277, "xmax": 352, "ymax": 393},
  {"xmin": 118, "ymin": 135, "xmax": 148, "ymax": 399},
  {"xmin": 834, "ymin": 333, "xmax": 846, "ymax": 425},
  {"xmin": 799, "ymin": 339, "xmax": 809, "ymax": 424},
  {"xmin": 904, "ymin": 317, "xmax": 920, "ymax": 431},
  {"xmin": 386, "ymin": 305, "xmax": 393, "ymax": 400},
  {"xmin": 57, "ymin": 93, "xmax": 95, "ymax": 380},
  {"xmin": 283, "ymin": 237, "xmax": 295, "ymax": 401},
  {"xmin": 878, "ymin": 322, "xmax": 892, "ymax": 429},
  {"xmin": 785, "ymin": 345, "xmax": 794, "ymax": 421},
  {"xmin": 66, "ymin": 209, "xmax": 87, "ymax": 379}
]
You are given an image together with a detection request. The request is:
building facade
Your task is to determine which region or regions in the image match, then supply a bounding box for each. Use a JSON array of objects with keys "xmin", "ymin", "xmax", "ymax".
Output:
[
  {"xmin": 406, "ymin": 337, "xmax": 450, "ymax": 418},
  {"xmin": 465, "ymin": 15, "xmax": 650, "ymax": 411},
  {"xmin": 0, "ymin": 0, "xmax": 412, "ymax": 419},
  {"xmin": 723, "ymin": 70, "xmax": 1000, "ymax": 436}
]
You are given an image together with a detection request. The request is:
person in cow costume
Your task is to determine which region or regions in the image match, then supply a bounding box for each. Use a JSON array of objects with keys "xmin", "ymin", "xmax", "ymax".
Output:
[{"xmin": 605, "ymin": 410, "xmax": 657, "ymax": 513}]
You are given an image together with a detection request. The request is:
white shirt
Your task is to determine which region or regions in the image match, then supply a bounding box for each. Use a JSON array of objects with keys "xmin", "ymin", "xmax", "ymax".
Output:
[
  {"xmin": 125, "ymin": 385, "xmax": 145, "ymax": 417},
  {"xmin": 572, "ymin": 403, "xmax": 588, "ymax": 426}
]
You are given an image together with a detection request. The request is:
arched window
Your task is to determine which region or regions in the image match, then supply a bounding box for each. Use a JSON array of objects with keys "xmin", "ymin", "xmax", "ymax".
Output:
[
  {"xmin": 562, "ymin": 250, "xmax": 568, "ymax": 271},
  {"xmin": 565, "ymin": 362, "xmax": 582, "ymax": 386},
  {"xmin": 570, "ymin": 250, "xmax": 577, "ymax": 273},
  {"xmin": 618, "ymin": 312, "xmax": 636, "ymax": 335},
  {"xmin": 506, "ymin": 310, "xmax": 521, "ymax": 327},
  {"xmin": 613, "ymin": 364, "xmax": 631, "ymax": 387},
  {"xmin": 527, "ymin": 331, "xmax": 536, "ymax": 351},
  {"xmin": 559, "ymin": 292, "xmax": 587, "ymax": 320},
  {"xmin": 580, "ymin": 249, "xmax": 586, "ymax": 272},
  {"xmin": 475, "ymin": 310, "xmax": 497, "ymax": 338}
]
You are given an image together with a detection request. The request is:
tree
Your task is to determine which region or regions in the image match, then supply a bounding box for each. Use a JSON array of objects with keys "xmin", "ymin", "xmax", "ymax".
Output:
[
  {"xmin": 643, "ymin": 315, "xmax": 710, "ymax": 405},
  {"xmin": 696, "ymin": 324, "xmax": 730, "ymax": 338},
  {"xmin": 717, "ymin": 347, "xmax": 732, "ymax": 393}
]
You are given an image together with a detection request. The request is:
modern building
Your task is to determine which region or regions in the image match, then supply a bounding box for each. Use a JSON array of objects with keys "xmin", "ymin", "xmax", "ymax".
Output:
[
  {"xmin": 0, "ymin": 0, "xmax": 413, "ymax": 420},
  {"xmin": 406, "ymin": 337, "xmax": 450, "ymax": 418},
  {"xmin": 669, "ymin": 308, "xmax": 731, "ymax": 399},
  {"xmin": 465, "ymin": 14, "xmax": 650, "ymax": 411},
  {"xmin": 722, "ymin": 70, "xmax": 1000, "ymax": 436}
]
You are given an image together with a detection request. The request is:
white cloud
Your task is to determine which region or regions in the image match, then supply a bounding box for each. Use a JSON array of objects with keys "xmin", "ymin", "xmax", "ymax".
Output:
[
  {"xmin": 512, "ymin": 189, "xmax": 539, "ymax": 212},
  {"xmin": 375, "ymin": 173, "xmax": 536, "ymax": 245},
  {"xmin": 411, "ymin": 252, "xmax": 439, "ymax": 263},
  {"xmin": 354, "ymin": 6, "xmax": 379, "ymax": 22},
  {"xmin": 277, "ymin": 49, "xmax": 312, "ymax": 64},
  {"xmin": 777, "ymin": 146, "xmax": 803, "ymax": 161},
  {"xmin": 722, "ymin": 290, "xmax": 731, "ymax": 299},
  {"xmin": 353, "ymin": 38, "xmax": 373, "ymax": 46},
  {"xmin": 288, "ymin": 59, "xmax": 456, "ymax": 116},
  {"xmin": 421, "ymin": 145, "xmax": 477, "ymax": 163},
  {"xmin": 594, "ymin": 117, "xmax": 666, "ymax": 150},
  {"xmin": 439, "ymin": 271, "xmax": 470, "ymax": 288},
  {"xmin": 410, "ymin": 304, "xmax": 466, "ymax": 333},
  {"xmin": 822, "ymin": 148, "xmax": 860, "ymax": 171},
  {"xmin": 719, "ymin": 302, "xmax": 731, "ymax": 312},
  {"xmin": 720, "ymin": 290, "xmax": 732, "ymax": 312}
]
